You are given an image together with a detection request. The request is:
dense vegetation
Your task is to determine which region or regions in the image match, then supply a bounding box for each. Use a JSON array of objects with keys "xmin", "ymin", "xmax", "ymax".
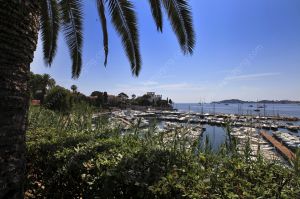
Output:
[
  {"xmin": 29, "ymin": 72, "xmax": 56, "ymax": 102},
  {"xmin": 43, "ymin": 86, "xmax": 73, "ymax": 113},
  {"xmin": 25, "ymin": 107, "xmax": 300, "ymax": 198},
  {"xmin": 1, "ymin": 0, "xmax": 196, "ymax": 197},
  {"xmin": 30, "ymin": 72, "xmax": 173, "ymax": 111}
]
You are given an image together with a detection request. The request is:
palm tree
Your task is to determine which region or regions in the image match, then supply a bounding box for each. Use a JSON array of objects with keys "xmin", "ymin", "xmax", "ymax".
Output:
[
  {"xmin": 71, "ymin": 84, "xmax": 78, "ymax": 93},
  {"xmin": 29, "ymin": 72, "xmax": 56, "ymax": 101},
  {"xmin": 47, "ymin": 77, "xmax": 56, "ymax": 91},
  {"xmin": 41, "ymin": 74, "xmax": 56, "ymax": 102},
  {"xmin": 0, "ymin": 0, "xmax": 195, "ymax": 197}
]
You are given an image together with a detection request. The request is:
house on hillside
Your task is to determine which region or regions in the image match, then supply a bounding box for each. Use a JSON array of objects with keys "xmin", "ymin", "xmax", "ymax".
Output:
[{"xmin": 146, "ymin": 92, "xmax": 162, "ymax": 103}]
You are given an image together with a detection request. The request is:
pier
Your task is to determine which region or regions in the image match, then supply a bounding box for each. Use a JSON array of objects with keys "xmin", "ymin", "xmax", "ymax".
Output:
[{"xmin": 260, "ymin": 131, "xmax": 295, "ymax": 161}]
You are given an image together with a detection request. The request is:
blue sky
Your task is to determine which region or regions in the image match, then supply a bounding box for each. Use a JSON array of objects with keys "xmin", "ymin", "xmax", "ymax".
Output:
[{"xmin": 31, "ymin": 0, "xmax": 300, "ymax": 103}]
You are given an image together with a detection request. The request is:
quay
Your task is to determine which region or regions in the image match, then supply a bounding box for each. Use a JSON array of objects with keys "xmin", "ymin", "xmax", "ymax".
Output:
[{"xmin": 260, "ymin": 131, "xmax": 295, "ymax": 161}]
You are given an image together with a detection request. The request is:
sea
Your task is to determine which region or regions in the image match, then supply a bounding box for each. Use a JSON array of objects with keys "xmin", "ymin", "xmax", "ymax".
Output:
[
  {"xmin": 174, "ymin": 103, "xmax": 300, "ymax": 118},
  {"xmin": 173, "ymin": 103, "xmax": 300, "ymax": 151}
]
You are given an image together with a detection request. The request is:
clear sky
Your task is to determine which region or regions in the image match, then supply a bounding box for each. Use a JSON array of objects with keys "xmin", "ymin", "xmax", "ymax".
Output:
[{"xmin": 31, "ymin": 0, "xmax": 300, "ymax": 103}]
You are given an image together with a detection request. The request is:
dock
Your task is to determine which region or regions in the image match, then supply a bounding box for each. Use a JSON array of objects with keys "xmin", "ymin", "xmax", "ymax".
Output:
[
  {"xmin": 260, "ymin": 131, "xmax": 295, "ymax": 161},
  {"xmin": 116, "ymin": 117, "xmax": 132, "ymax": 126}
]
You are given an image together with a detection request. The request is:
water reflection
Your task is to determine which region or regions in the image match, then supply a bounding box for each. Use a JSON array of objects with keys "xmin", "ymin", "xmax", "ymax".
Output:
[{"xmin": 200, "ymin": 125, "xmax": 228, "ymax": 151}]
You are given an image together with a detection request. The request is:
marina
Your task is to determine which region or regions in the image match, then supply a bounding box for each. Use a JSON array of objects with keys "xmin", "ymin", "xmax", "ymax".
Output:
[
  {"xmin": 118, "ymin": 109, "xmax": 300, "ymax": 132},
  {"xmin": 272, "ymin": 131, "xmax": 300, "ymax": 152},
  {"xmin": 231, "ymin": 128, "xmax": 286, "ymax": 162},
  {"xmin": 97, "ymin": 107, "xmax": 300, "ymax": 165}
]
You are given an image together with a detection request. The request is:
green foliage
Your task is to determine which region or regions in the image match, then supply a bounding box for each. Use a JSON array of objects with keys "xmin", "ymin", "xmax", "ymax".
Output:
[
  {"xmin": 118, "ymin": 92, "xmax": 129, "ymax": 99},
  {"xmin": 108, "ymin": 0, "xmax": 141, "ymax": 75},
  {"xmin": 161, "ymin": 0, "xmax": 195, "ymax": 54},
  {"xmin": 133, "ymin": 94, "xmax": 167, "ymax": 107},
  {"xmin": 37, "ymin": 0, "xmax": 195, "ymax": 78},
  {"xmin": 71, "ymin": 84, "xmax": 78, "ymax": 93},
  {"xmin": 291, "ymin": 148, "xmax": 300, "ymax": 176},
  {"xmin": 43, "ymin": 86, "xmax": 73, "ymax": 113},
  {"xmin": 134, "ymin": 95, "xmax": 152, "ymax": 106},
  {"xmin": 29, "ymin": 72, "xmax": 56, "ymax": 101},
  {"xmin": 90, "ymin": 91, "xmax": 106, "ymax": 107},
  {"xmin": 96, "ymin": 0, "xmax": 108, "ymax": 66},
  {"xmin": 59, "ymin": 0, "xmax": 83, "ymax": 78},
  {"xmin": 40, "ymin": 0, "xmax": 60, "ymax": 66},
  {"xmin": 148, "ymin": 0, "xmax": 163, "ymax": 32},
  {"xmin": 26, "ymin": 108, "xmax": 300, "ymax": 198}
]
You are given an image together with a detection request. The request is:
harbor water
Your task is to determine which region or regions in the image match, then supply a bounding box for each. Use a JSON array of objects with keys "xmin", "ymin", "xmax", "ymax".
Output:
[
  {"xmin": 175, "ymin": 103, "xmax": 300, "ymax": 152},
  {"xmin": 174, "ymin": 103, "xmax": 300, "ymax": 118}
]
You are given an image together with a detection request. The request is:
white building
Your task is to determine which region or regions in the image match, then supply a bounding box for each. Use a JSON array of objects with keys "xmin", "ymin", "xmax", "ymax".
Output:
[{"xmin": 146, "ymin": 92, "xmax": 162, "ymax": 103}]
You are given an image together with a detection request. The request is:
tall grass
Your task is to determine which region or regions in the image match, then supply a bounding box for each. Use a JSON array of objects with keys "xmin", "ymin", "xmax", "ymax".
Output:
[{"xmin": 25, "ymin": 106, "xmax": 300, "ymax": 198}]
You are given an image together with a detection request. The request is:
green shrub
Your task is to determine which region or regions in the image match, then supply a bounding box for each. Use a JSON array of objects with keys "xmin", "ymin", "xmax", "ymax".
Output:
[
  {"xmin": 25, "ymin": 108, "xmax": 300, "ymax": 198},
  {"xmin": 43, "ymin": 86, "xmax": 73, "ymax": 113}
]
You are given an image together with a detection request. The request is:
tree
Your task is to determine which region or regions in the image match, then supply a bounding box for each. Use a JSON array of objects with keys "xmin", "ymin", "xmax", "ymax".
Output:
[
  {"xmin": 132, "ymin": 94, "xmax": 136, "ymax": 100},
  {"xmin": 29, "ymin": 73, "xmax": 44, "ymax": 100},
  {"xmin": 44, "ymin": 86, "xmax": 73, "ymax": 113},
  {"xmin": 91, "ymin": 91, "xmax": 102, "ymax": 97},
  {"xmin": 41, "ymin": 74, "xmax": 56, "ymax": 103},
  {"xmin": 0, "ymin": 1, "xmax": 195, "ymax": 197},
  {"xmin": 157, "ymin": 99, "xmax": 169, "ymax": 107},
  {"xmin": 71, "ymin": 85, "xmax": 78, "ymax": 93},
  {"xmin": 118, "ymin": 92, "xmax": 129, "ymax": 100},
  {"xmin": 29, "ymin": 72, "xmax": 56, "ymax": 102},
  {"xmin": 90, "ymin": 91, "xmax": 105, "ymax": 107},
  {"xmin": 169, "ymin": 99, "xmax": 173, "ymax": 104},
  {"xmin": 103, "ymin": 92, "xmax": 108, "ymax": 104},
  {"xmin": 136, "ymin": 95, "xmax": 152, "ymax": 106}
]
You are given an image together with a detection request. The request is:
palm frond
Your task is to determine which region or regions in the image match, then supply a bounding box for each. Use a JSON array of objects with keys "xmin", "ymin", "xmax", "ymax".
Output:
[
  {"xmin": 40, "ymin": 0, "xmax": 60, "ymax": 66},
  {"xmin": 161, "ymin": 0, "xmax": 195, "ymax": 54},
  {"xmin": 59, "ymin": 0, "xmax": 83, "ymax": 78},
  {"xmin": 148, "ymin": 0, "xmax": 163, "ymax": 32},
  {"xmin": 96, "ymin": 0, "xmax": 109, "ymax": 66},
  {"xmin": 108, "ymin": 0, "xmax": 141, "ymax": 76}
]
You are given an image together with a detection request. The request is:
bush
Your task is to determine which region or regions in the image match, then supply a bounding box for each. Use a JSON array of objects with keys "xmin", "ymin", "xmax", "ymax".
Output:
[
  {"xmin": 43, "ymin": 86, "xmax": 73, "ymax": 113},
  {"xmin": 25, "ymin": 108, "xmax": 300, "ymax": 198}
]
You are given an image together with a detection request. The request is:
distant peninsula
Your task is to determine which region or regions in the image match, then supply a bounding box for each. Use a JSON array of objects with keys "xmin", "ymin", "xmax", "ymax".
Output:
[{"xmin": 212, "ymin": 99, "xmax": 300, "ymax": 104}]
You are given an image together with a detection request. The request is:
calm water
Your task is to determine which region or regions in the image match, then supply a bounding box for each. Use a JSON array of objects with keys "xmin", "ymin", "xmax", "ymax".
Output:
[
  {"xmin": 200, "ymin": 125, "xmax": 228, "ymax": 151},
  {"xmin": 174, "ymin": 103, "xmax": 300, "ymax": 118}
]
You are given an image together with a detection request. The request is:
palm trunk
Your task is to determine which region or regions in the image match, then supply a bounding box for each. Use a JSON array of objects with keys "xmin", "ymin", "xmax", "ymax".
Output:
[{"xmin": 0, "ymin": 1, "xmax": 39, "ymax": 198}]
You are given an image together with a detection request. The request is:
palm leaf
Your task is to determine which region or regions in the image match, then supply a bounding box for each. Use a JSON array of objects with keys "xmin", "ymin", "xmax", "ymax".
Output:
[
  {"xmin": 161, "ymin": 0, "xmax": 195, "ymax": 54},
  {"xmin": 148, "ymin": 0, "xmax": 163, "ymax": 32},
  {"xmin": 108, "ymin": 0, "xmax": 141, "ymax": 76},
  {"xmin": 96, "ymin": 0, "xmax": 109, "ymax": 66},
  {"xmin": 59, "ymin": 0, "xmax": 83, "ymax": 78},
  {"xmin": 40, "ymin": 0, "xmax": 60, "ymax": 66}
]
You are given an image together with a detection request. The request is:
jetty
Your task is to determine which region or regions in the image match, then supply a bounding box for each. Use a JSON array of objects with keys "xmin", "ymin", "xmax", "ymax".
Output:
[{"xmin": 260, "ymin": 131, "xmax": 295, "ymax": 161}]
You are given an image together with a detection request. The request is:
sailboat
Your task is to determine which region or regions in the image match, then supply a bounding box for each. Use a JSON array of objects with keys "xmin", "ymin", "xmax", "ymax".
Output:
[
  {"xmin": 254, "ymin": 99, "xmax": 260, "ymax": 112},
  {"xmin": 258, "ymin": 104, "xmax": 266, "ymax": 109}
]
